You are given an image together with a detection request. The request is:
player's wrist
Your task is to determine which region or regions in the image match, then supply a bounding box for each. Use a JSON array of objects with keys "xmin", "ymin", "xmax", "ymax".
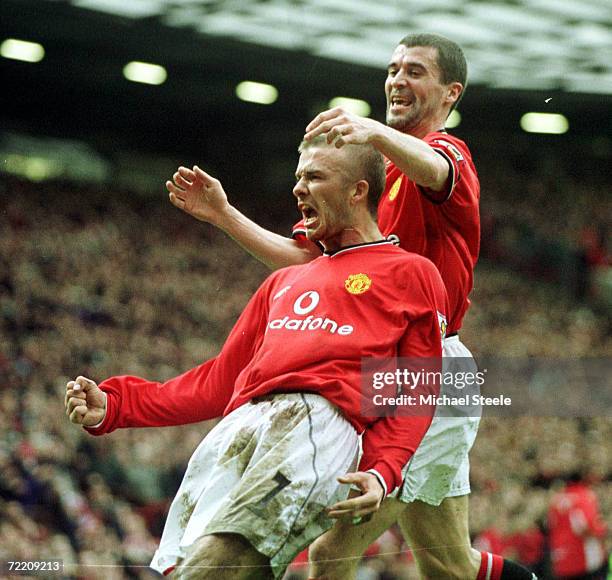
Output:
[
  {"xmin": 212, "ymin": 202, "xmax": 240, "ymax": 229},
  {"xmin": 366, "ymin": 469, "xmax": 388, "ymax": 499},
  {"xmin": 367, "ymin": 123, "xmax": 391, "ymax": 150},
  {"xmin": 86, "ymin": 392, "xmax": 107, "ymax": 429}
]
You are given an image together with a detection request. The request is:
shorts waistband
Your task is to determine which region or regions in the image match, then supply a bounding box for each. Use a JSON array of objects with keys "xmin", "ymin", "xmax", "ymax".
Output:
[
  {"xmin": 444, "ymin": 332, "xmax": 460, "ymax": 344},
  {"xmin": 251, "ymin": 391, "xmax": 330, "ymax": 407}
]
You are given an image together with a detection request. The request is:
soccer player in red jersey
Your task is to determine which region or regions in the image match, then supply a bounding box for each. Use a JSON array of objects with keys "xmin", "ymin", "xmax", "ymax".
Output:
[
  {"xmin": 65, "ymin": 137, "xmax": 449, "ymax": 579},
  {"xmin": 548, "ymin": 473, "xmax": 608, "ymax": 579},
  {"xmin": 166, "ymin": 33, "xmax": 537, "ymax": 579}
]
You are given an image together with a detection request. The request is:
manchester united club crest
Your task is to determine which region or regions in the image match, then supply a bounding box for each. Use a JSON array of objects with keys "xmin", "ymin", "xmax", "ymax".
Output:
[
  {"xmin": 388, "ymin": 176, "xmax": 402, "ymax": 201},
  {"xmin": 345, "ymin": 273, "xmax": 372, "ymax": 295}
]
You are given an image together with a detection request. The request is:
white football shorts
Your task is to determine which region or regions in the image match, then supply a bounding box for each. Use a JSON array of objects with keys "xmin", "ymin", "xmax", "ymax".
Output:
[
  {"xmin": 151, "ymin": 392, "xmax": 359, "ymax": 579},
  {"xmin": 396, "ymin": 335, "xmax": 481, "ymax": 505}
]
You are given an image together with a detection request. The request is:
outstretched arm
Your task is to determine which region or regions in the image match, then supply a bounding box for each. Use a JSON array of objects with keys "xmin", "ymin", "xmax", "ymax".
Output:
[
  {"xmin": 64, "ymin": 359, "xmax": 228, "ymax": 433},
  {"xmin": 69, "ymin": 357, "xmax": 233, "ymax": 435},
  {"xmin": 167, "ymin": 165, "xmax": 321, "ymax": 270},
  {"xmin": 304, "ymin": 108, "xmax": 449, "ymax": 191}
]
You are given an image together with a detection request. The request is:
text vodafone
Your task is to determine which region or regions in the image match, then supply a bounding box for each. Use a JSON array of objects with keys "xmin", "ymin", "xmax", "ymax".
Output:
[{"xmin": 266, "ymin": 315, "xmax": 354, "ymax": 335}]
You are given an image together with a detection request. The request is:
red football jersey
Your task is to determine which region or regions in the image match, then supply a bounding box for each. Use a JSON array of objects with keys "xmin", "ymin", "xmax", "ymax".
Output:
[
  {"xmin": 293, "ymin": 132, "xmax": 479, "ymax": 333},
  {"xmin": 504, "ymin": 527, "xmax": 545, "ymax": 567},
  {"xmin": 548, "ymin": 482, "xmax": 607, "ymax": 576},
  {"xmin": 86, "ymin": 241, "xmax": 447, "ymax": 493}
]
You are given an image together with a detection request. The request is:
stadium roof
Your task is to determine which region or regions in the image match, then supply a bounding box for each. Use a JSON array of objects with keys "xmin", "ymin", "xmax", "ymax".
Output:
[
  {"xmin": 1, "ymin": 0, "xmax": 611, "ymax": 162},
  {"xmin": 11, "ymin": 0, "xmax": 612, "ymax": 93}
]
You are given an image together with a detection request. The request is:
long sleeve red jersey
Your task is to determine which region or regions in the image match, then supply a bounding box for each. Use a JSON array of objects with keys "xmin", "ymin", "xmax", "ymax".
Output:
[{"xmin": 85, "ymin": 241, "xmax": 447, "ymax": 493}]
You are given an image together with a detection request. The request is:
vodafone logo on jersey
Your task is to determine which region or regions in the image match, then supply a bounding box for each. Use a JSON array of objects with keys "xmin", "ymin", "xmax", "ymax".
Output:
[
  {"xmin": 267, "ymin": 290, "xmax": 354, "ymax": 336},
  {"xmin": 293, "ymin": 291, "xmax": 319, "ymax": 314}
]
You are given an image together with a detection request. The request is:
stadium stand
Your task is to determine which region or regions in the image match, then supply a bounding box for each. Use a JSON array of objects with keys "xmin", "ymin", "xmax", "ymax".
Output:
[{"xmin": 1, "ymin": 173, "xmax": 609, "ymax": 579}]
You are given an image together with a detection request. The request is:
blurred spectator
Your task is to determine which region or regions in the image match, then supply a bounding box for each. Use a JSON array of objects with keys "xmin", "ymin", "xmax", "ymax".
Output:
[
  {"xmin": 476, "ymin": 147, "xmax": 611, "ymax": 305},
  {"xmin": 547, "ymin": 473, "xmax": 608, "ymax": 579}
]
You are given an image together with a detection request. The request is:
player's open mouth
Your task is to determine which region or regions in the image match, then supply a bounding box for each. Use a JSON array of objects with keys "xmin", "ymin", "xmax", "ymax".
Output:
[
  {"xmin": 390, "ymin": 95, "xmax": 413, "ymax": 111},
  {"xmin": 300, "ymin": 204, "xmax": 319, "ymax": 228}
]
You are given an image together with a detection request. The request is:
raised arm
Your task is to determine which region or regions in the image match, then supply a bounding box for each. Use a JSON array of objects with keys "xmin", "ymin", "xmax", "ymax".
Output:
[
  {"xmin": 167, "ymin": 165, "xmax": 321, "ymax": 270},
  {"xmin": 304, "ymin": 108, "xmax": 449, "ymax": 192}
]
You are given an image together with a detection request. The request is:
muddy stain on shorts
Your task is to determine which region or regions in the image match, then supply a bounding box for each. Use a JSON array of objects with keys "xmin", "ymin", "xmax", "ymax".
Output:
[
  {"xmin": 239, "ymin": 402, "xmax": 321, "ymax": 533},
  {"xmin": 268, "ymin": 479, "xmax": 328, "ymax": 538},
  {"xmin": 255, "ymin": 399, "xmax": 309, "ymax": 461},
  {"xmin": 218, "ymin": 401, "xmax": 309, "ymax": 514},
  {"xmin": 257, "ymin": 401, "xmax": 309, "ymax": 480},
  {"xmin": 178, "ymin": 492, "xmax": 197, "ymax": 530},
  {"xmin": 269, "ymin": 401, "xmax": 307, "ymax": 432},
  {"xmin": 219, "ymin": 426, "xmax": 258, "ymax": 473}
]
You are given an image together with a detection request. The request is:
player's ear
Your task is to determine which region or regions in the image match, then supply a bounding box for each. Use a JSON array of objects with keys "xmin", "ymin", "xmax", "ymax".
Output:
[
  {"xmin": 351, "ymin": 180, "xmax": 370, "ymax": 207},
  {"xmin": 446, "ymin": 82, "xmax": 463, "ymax": 106}
]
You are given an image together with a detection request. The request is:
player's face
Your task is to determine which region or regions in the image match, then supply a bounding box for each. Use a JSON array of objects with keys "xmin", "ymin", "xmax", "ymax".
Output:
[
  {"xmin": 385, "ymin": 45, "xmax": 448, "ymax": 134},
  {"xmin": 293, "ymin": 147, "xmax": 358, "ymax": 250}
]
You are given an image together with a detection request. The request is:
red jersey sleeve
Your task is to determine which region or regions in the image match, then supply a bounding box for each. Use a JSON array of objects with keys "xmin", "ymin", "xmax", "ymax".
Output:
[
  {"xmin": 85, "ymin": 276, "xmax": 272, "ymax": 436},
  {"xmin": 359, "ymin": 259, "xmax": 447, "ymax": 494},
  {"xmin": 418, "ymin": 134, "xmax": 473, "ymax": 204}
]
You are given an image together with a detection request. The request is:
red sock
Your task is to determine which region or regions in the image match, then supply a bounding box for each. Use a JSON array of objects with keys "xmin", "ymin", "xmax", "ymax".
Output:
[{"xmin": 477, "ymin": 552, "xmax": 505, "ymax": 580}]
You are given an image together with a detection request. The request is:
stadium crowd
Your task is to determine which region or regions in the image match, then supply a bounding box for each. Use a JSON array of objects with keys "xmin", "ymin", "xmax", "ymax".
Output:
[
  {"xmin": 476, "ymin": 145, "xmax": 610, "ymax": 304},
  {"xmin": 1, "ymin": 174, "xmax": 609, "ymax": 579}
]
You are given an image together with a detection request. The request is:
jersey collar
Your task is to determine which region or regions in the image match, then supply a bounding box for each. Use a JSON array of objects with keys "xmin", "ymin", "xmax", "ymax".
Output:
[{"xmin": 323, "ymin": 239, "xmax": 393, "ymax": 258}]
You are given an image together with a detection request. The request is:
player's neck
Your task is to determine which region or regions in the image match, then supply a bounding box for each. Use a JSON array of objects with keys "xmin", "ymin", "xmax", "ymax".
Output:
[
  {"xmin": 408, "ymin": 112, "xmax": 449, "ymax": 139},
  {"xmin": 321, "ymin": 221, "xmax": 383, "ymax": 253}
]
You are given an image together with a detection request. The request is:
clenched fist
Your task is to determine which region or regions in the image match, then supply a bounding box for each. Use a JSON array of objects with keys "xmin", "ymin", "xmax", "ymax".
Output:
[{"xmin": 65, "ymin": 376, "xmax": 106, "ymax": 427}]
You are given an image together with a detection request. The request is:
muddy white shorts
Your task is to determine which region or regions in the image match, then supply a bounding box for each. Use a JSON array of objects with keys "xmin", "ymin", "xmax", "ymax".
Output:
[
  {"xmin": 396, "ymin": 335, "xmax": 481, "ymax": 505},
  {"xmin": 150, "ymin": 392, "xmax": 359, "ymax": 579}
]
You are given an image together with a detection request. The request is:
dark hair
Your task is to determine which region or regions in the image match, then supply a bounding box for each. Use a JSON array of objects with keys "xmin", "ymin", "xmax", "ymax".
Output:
[
  {"xmin": 299, "ymin": 136, "xmax": 386, "ymax": 217},
  {"xmin": 359, "ymin": 143, "xmax": 386, "ymax": 216},
  {"xmin": 399, "ymin": 32, "xmax": 468, "ymax": 111}
]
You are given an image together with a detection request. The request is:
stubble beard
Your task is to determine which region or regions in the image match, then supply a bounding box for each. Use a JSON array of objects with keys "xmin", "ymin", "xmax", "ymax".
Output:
[{"xmin": 386, "ymin": 106, "xmax": 419, "ymax": 133}]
